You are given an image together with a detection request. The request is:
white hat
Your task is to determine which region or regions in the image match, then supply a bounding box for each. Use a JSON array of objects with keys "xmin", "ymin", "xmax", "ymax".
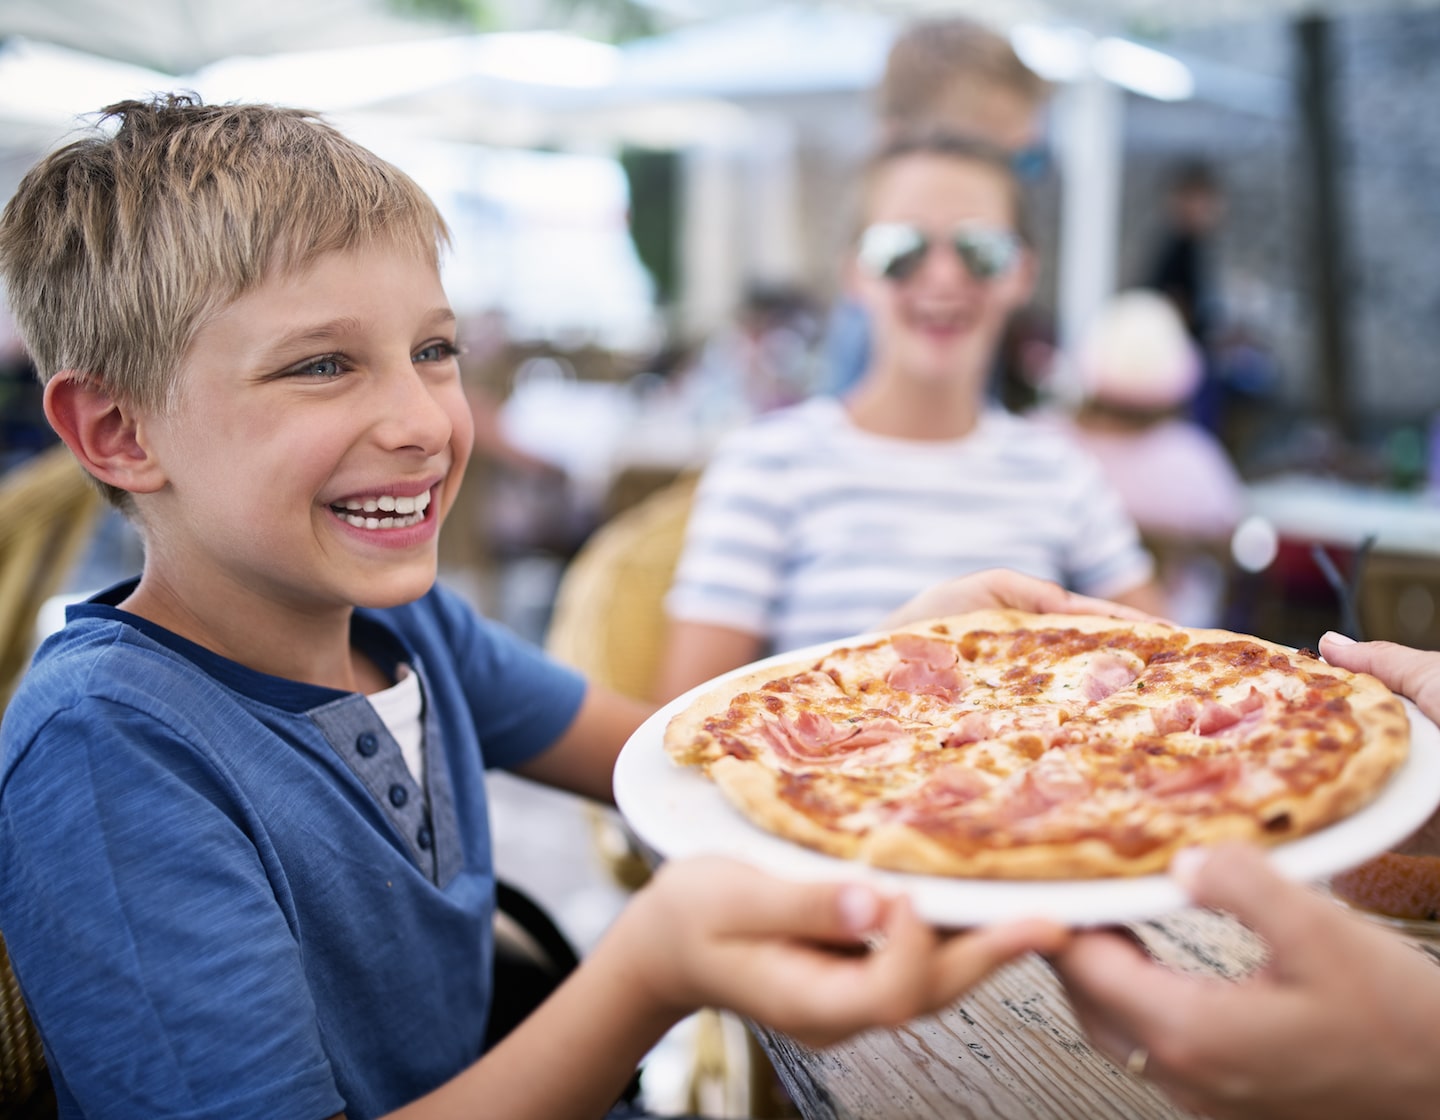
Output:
[{"xmin": 1078, "ymin": 289, "xmax": 1200, "ymax": 411}]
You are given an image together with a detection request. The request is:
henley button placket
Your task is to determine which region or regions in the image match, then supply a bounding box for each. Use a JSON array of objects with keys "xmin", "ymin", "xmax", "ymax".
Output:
[{"xmin": 312, "ymin": 686, "xmax": 454, "ymax": 886}]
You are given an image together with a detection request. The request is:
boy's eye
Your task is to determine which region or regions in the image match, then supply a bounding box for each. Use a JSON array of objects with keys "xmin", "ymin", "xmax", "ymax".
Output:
[
  {"xmin": 285, "ymin": 355, "xmax": 346, "ymax": 379},
  {"xmin": 415, "ymin": 341, "xmax": 461, "ymax": 364}
]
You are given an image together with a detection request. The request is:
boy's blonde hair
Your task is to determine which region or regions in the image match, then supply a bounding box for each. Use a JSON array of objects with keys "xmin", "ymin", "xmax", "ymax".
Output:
[{"xmin": 0, "ymin": 94, "xmax": 450, "ymax": 507}]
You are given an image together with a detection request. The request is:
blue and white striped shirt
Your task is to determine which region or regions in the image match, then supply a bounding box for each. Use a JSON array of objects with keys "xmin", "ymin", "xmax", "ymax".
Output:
[{"xmin": 667, "ymin": 397, "xmax": 1153, "ymax": 655}]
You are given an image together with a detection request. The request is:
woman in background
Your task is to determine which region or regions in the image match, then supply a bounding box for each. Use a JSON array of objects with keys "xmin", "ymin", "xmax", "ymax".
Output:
[{"xmin": 659, "ymin": 133, "xmax": 1163, "ymax": 700}]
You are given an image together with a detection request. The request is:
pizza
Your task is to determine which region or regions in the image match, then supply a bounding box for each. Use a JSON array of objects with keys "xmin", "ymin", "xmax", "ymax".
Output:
[{"xmin": 662, "ymin": 611, "xmax": 1410, "ymax": 879}]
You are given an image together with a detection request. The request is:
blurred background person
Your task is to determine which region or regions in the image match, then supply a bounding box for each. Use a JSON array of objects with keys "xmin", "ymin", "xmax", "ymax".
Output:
[
  {"xmin": 658, "ymin": 134, "xmax": 1163, "ymax": 700},
  {"xmin": 679, "ymin": 280, "xmax": 822, "ymax": 429},
  {"xmin": 0, "ymin": 303, "xmax": 53, "ymax": 471},
  {"xmin": 822, "ymin": 15, "xmax": 1053, "ymax": 401},
  {"xmin": 1041, "ymin": 289, "xmax": 1245, "ymax": 625},
  {"xmin": 1145, "ymin": 159, "xmax": 1228, "ymax": 436}
]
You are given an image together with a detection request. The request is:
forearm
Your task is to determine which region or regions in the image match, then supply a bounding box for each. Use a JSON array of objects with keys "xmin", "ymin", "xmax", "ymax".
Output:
[
  {"xmin": 655, "ymin": 619, "xmax": 764, "ymax": 702},
  {"xmin": 512, "ymin": 686, "xmax": 655, "ymax": 805},
  {"xmin": 1110, "ymin": 578, "xmax": 1169, "ymax": 618},
  {"xmin": 383, "ymin": 905, "xmax": 679, "ymax": 1120}
]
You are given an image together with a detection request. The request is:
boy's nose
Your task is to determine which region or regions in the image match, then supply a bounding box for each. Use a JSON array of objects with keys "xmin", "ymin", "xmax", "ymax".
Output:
[{"xmin": 375, "ymin": 364, "xmax": 453, "ymax": 454}]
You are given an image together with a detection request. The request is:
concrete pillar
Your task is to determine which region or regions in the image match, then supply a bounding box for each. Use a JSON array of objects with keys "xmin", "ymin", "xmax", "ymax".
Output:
[
  {"xmin": 1054, "ymin": 70, "xmax": 1126, "ymax": 404},
  {"xmin": 680, "ymin": 143, "xmax": 742, "ymax": 341},
  {"xmin": 742, "ymin": 116, "xmax": 803, "ymax": 286}
]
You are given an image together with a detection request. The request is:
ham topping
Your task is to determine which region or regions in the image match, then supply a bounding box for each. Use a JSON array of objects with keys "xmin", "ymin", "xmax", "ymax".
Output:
[
  {"xmin": 890, "ymin": 633, "xmax": 960, "ymax": 669},
  {"xmin": 993, "ymin": 754, "xmax": 1093, "ymax": 822},
  {"xmin": 885, "ymin": 633, "xmax": 966, "ymax": 699},
  {"xmin": 753, "ymin": 711, "xmax": 913, "ymax": 769},
  {"xmin": 891, "ymin": 764, "xmax": 996, "ymax": 823},
  {"xmin": 1151, "ymin": 688, "xmax": 1266, "ymax": 736},
  {"xmin": 943, "ymin": 711, "xmax": 996, "ymax": 747},
  {"xmin": 1083, "ymin": 654, "xmax": 1139, "ymax": 702},
  {"xmin": 1142, "ymin": 755, "xmax": 1244, "ymax": 798}
]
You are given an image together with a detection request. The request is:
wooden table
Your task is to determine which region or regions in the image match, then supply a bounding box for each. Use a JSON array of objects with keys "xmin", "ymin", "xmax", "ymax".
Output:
[{"xmin": 751, "ymin": 903, "xmax": 1433, "ymax": 1120}]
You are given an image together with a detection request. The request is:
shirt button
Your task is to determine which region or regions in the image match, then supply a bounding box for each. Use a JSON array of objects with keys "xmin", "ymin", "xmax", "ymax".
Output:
[
  {"xmin": 388, "ymin": 784, "xmax": 408, "ymax": 808},
  {"xmin": 356, "ymin": 732, "xmax": 379, "ymax": 758},
  {"xmin": 417, "ymin": 825, "xmax": 433, "ymax": 850}
]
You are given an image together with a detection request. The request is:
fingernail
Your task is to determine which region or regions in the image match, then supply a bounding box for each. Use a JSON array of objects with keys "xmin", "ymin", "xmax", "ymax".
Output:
[
  {"xmin": 1170, "ymin": 847, "xmax": 1208, "ymax": 890},
  {"xmin": 838, "ymin": 885, "xmax": 881, "ymax": 933},
  {"xmin": 1321, "ymin": 631, "xmax": 1356, "ymax": 646}
]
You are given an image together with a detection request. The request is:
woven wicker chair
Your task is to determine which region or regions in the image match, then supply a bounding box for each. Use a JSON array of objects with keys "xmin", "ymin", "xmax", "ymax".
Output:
[
  {"xmin": 1, "ymin": 445, "xmax": 101, "ymax": 1119},
  {"xmin": 545, "ymin": 472, "xmax": 797, "ymax": 1118},
  {"xmin": 0, "ymin": 446, "xmax": 102, "ymax": 708},
  {"xmin": 546, "ymin": 472, "xmax": 698, "ymax": 892},
  {"xmin": 547, "ymin": 471, "xmax": 699, "ymax": 703}
]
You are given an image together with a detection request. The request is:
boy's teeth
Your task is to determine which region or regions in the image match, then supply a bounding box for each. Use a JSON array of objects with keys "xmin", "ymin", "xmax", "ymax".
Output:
[{"xmin": 333, "ymin": 488, "xmax": 432, "ymax": 530}]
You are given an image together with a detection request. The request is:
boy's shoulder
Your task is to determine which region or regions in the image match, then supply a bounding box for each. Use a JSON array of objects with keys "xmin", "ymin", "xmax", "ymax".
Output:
[{"xmin": 0, "ymin": 583, "xmax": 478, "ymax": 758}]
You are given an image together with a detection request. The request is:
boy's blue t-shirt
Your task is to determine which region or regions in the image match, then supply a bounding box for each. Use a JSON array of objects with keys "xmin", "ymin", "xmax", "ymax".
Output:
[{"xmin": 0, "ymin": 580, "xmax": 587, "ymax": 1119}]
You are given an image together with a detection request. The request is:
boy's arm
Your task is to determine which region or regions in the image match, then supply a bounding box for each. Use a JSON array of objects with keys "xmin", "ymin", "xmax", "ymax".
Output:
[
  {"xmin": 385, "ymin": 856, "xmax": 1066, "ymax": 1120},
  {"xmin": 509, "ymin": 683, "xmax": 654, "ymax": 804}
]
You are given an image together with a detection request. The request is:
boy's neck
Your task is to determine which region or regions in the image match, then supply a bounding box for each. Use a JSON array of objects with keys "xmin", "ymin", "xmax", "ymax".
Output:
[{"xmin": 118, "ymin": 576, "xmax": 387, "ymax": 694}]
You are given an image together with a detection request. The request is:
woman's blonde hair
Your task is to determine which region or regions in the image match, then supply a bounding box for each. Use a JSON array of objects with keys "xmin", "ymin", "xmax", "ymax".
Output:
[{"xmin": 858, "ymin": 131, "xmax": 1032, "ymax": 246}]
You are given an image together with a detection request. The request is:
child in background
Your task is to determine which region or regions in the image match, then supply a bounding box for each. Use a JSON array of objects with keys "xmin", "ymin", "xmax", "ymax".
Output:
[{"xmin": 0, "ymin": 96, "xmax": 1080, "ymax": 1120}]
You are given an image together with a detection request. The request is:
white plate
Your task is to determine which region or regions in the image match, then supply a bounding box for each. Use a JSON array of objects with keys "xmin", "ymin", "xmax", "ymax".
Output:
[{"xmin": 614, "ymin": 645, "xmax": 1440, "ymax": 927}]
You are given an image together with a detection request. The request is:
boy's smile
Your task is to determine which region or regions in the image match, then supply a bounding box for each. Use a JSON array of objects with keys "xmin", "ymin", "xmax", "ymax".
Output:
[{"xmin": 118, "ymin": 242, "xmax": 475, "ymax": 686}]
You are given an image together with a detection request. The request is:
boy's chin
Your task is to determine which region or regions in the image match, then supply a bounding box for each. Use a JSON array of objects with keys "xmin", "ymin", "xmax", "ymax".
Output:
[{"xmin": 352, "ymin": 567, "xmax": 439, "ymax": 610}]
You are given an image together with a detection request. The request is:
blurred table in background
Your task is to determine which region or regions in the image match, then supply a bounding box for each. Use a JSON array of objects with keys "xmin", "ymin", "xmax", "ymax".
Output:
[
  {"xmin": 1245, "ymin": 474, "xmax": 1440, "ymax": 556},
  {"xmin": 1242, "ymin": 474, "xmax": 1440, "ymax": 648},
  {"xmin": 499, "ymin": 372, "xmax": 722, "ymax": 520}
]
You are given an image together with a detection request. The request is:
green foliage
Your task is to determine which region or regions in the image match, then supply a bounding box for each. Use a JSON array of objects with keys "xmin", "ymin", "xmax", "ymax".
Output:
[
  {"xmin": 546, "ymin": 0, "xmax": 660, "ymax": 42},
  {"xmin": 384, "ymin": 0, "xmax": 660, "ymax": 41},
  {"xmin": 620, "ymin": 147, "xmax": 680, "ymax": 307},
  {"xmin": 386, "ymin": 0, "xmax": 497, "ymax": 30}
]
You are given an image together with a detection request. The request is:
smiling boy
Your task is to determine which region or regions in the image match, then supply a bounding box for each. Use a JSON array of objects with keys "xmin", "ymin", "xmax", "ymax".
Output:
[{"xmin": 0, "ymin": 97, "xmax": 1076, "ymax": 1119}]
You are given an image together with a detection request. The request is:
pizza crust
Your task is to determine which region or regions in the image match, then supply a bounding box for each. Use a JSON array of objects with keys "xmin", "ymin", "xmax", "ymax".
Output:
[{"xmin": 664, "ymin": 656, "xmax": 827, "ymax": 767}]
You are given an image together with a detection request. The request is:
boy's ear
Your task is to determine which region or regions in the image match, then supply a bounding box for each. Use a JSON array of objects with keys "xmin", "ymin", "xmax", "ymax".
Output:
[{"xmin": 43, "ymin": 372, "xmax": 166, "ymax": 495}]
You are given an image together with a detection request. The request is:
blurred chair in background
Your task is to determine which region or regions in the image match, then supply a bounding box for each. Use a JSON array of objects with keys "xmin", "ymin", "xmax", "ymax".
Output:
[
  {"xmin": 1, "ymin": 932, "xmax": 53, "ymax": 1119},
  {"xmin": 1, "ymin": 444, "xmax": 100, "ymax": 1120},
  {"xmin": 547, "ymin": 473, "xmax": 697, "ymax": 897},
  {"xmin": 1360, "ymin": 551, "xmax": 1440, "ymax": 649},
  {"xmin": 0, "ymin": 445, "xmax": 101, "ymax": 708},
  {"xmin": 545, "ymin": 473, "xmax": 796, "ymax": 1119}
]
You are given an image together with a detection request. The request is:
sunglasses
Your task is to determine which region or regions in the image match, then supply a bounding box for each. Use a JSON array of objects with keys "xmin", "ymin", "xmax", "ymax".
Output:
[{"xmin": 857, "ymin": 223, "xmax": 1023, "ymax": 283}]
